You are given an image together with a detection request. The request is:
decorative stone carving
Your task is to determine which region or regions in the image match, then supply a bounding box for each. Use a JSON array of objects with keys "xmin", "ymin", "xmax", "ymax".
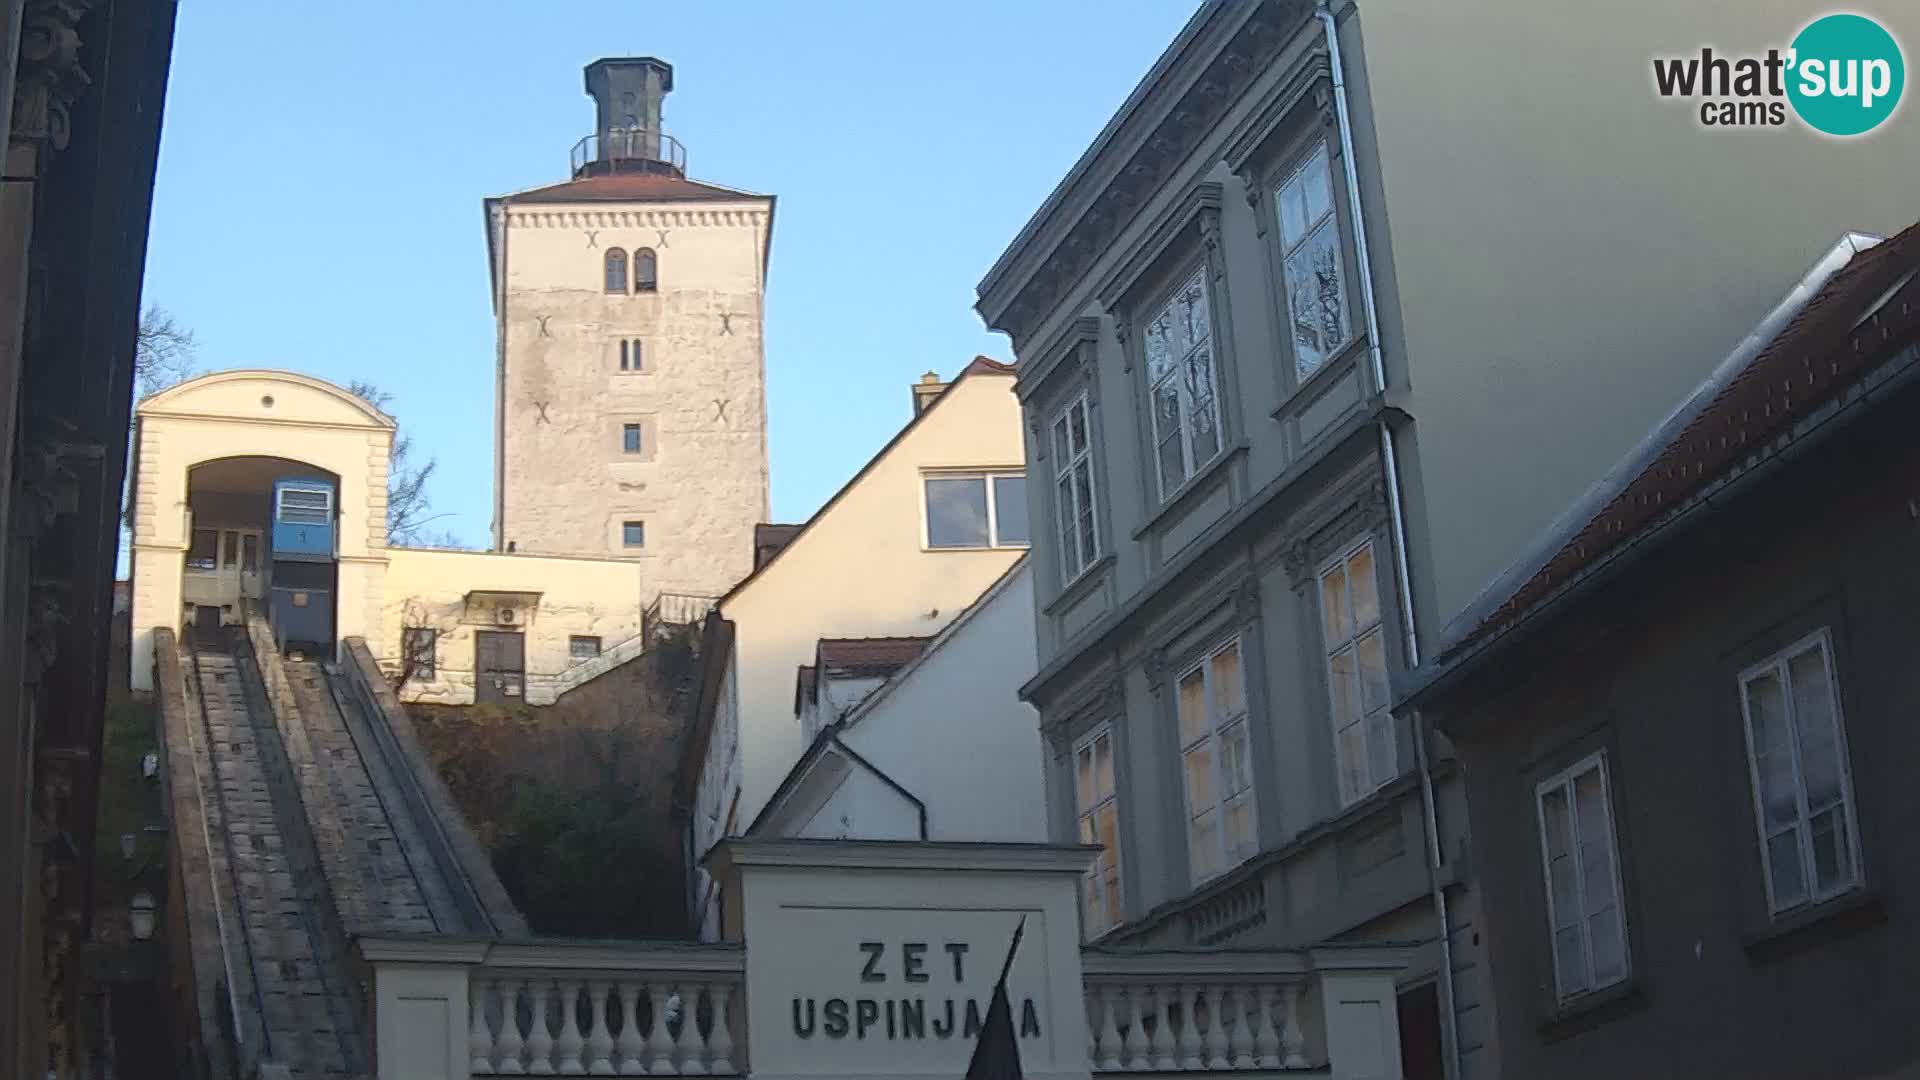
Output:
[
  {"xmin": 1233, "ymin": 577, "xmax": 1262, "ymax": 625},
  {"xmin": 1199, "ymin": 205, "xmax": 1225, "ymax": 281},
  {"xmin": 1281, "ymin": 538, "xmax": 1315, "ymax": 587},
  {"xmin": 1360, "ymin": 480, "xmax": 1391, "ymax": 528},
  {"xmin": 1244, "ymin": 180, "xmax": 1270, "ymax": 238},
  {"xmin": 1142, "ymin": 649, "xmax": 1169, "ymax": 696},
  {"xmin": 12, "ymin": 0, "xmax": 92, "ymax": 153}
]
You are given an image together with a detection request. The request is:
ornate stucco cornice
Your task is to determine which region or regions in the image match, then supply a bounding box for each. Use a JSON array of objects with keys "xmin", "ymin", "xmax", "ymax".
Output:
[
  {"xmin": 976, "ymin": 0, "xmax": 1305, "ymax": 349},
  {"xmin": 11, "ymin": 0, "xmax": 93, "ymax": 152},
  {"xmin": 504, "ymin": 208, "xmax": 768, "ymax": 230}
]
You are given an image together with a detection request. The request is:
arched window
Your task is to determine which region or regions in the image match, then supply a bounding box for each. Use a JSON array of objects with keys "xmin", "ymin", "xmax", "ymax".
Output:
[
  {"xmin": 604, "ymin": 248, "xmax": 628, "ymax": 293},
  {"xmin": 634, "ymin": 248, "xmax": 658, "ymax": 293}
]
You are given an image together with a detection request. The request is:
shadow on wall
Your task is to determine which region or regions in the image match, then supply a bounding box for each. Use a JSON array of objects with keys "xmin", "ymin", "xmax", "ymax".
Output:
[{"xmin": 405, "ymin": 626, "xmax": 700, "ymax": 938}]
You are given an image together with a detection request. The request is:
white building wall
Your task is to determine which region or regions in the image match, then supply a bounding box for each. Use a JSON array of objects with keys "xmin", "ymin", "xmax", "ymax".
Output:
[
  {"xmin": 835, "ymin": 561, "xmax": 1045, "ymax": 843},
  {"xmin": 794, "ymin": 770, "xmax": 920, "ymax": 841},
  {"xmin": 718, "ymin": 372, "xmax": 1026, "ymax": 830}
]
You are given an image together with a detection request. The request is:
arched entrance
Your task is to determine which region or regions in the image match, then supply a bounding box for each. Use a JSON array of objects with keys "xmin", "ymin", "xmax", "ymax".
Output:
[{"xmin": 184, "ymin": 455, "xmax": 341, "ymax": 653}]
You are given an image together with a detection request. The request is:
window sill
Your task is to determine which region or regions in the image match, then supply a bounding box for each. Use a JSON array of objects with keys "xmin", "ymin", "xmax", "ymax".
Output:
[
  {"xmin": 921, "ymin": 544, "xmax": 1031, "ymax": 555},
  {"xmin": 1537, "ymin": 978, "xmax": 1644, "ymax": 1042},
  {"xmin": 1131, "ymin": 442, "xmax": 1248, "ymax": 542},
  {"xmin": 1270, "ymin": 336, "xmax": 1368, "ymax": 423},
  {"xmin": 1043, "ymin": 554, "xmax": 1115, "ymax": 616},
  {"xmin": 1742, "ymin": 886, "xmax": 1884, "ymax": 963}
]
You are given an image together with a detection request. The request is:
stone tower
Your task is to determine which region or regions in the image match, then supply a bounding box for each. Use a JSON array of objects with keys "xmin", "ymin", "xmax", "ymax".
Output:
[{"xmin": 485, "ymin": 58, "xmax": 772, "ymax": 601}]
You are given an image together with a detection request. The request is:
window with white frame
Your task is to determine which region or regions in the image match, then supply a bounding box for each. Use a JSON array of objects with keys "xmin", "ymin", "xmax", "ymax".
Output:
[
  {"xmin": 1320, "ymin": 539, "xmax": 1395, "ymax": 806},
  {"xmin": 1175, "ymin": 639, "xmax": 1256, "ymax": 883},
  {"xmin": 1275, "ymin": 144, "xmax": 1352, "ymax": 380},
  {"xmin": 1143, "ymin": 267, "xmax": 1223, "ymax": 501},
  {"xmin": 1535, "ymin": 752, "xmax": 1629, "ymax": 1000},
  {"xmin": 1051, "ymin": 393, "xmax": 1100, "ymax": 581},
  {"xmin": 1072, "ymin": 726, "xmax": 1123, "ymax": 936},
  {"xmin": 924, "ymin": 472, "xmax": 1029, "ymax": 549},
  {"xmin": 1738, "ymin": 629, "xmax": 1861, "ymax": 915}
]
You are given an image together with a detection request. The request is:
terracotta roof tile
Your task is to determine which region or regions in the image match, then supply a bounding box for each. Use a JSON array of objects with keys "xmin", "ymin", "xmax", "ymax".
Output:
[{"xmin": 816, "ymin": 637, "xmax": 932, "ymax": 677}]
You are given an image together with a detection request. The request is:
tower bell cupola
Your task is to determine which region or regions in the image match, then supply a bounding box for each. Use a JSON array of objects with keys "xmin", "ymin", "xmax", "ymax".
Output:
[{"xmin": 574, "ymin": 56, "xmax": 684, "ymax": 178}]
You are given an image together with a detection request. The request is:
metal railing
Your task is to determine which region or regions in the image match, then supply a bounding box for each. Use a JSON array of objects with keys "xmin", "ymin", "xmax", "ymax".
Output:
[{"xmin": 570, "ymin": 127, "xmax": 687, "ymax": 175}]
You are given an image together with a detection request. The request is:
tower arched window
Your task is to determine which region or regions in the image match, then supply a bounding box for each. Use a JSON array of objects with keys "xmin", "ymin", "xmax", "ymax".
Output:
[
  {"xmin": 604, "ymin": 248, "xmax": 628, "ymax": 293},
  {"xmin": 634, "ymin": 248, "xmax": 658, "ymax": 293}
]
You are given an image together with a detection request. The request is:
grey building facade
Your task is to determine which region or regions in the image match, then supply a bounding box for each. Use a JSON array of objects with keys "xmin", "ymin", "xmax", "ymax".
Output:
[
  {"xmin": 972, "ymin": 3, "xmax": 1920, "ymax": 1080},
  {"xmin": 1401, "ymin": 226, "xmax": 1920, "ymax": 1079}
]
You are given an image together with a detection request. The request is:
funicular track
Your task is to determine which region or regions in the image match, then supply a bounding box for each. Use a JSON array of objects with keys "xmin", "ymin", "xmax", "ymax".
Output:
[{"xmin": 182, "ymin": 627, "xmax": 365, "ymax": 1078}]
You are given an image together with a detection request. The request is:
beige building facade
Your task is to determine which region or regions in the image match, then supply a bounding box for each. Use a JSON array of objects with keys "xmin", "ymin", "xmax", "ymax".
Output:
[
  {"xmin": 486, "ymin": 57, "xmax": 772, "ymax": 602},
  {"xmin": 128, "ymin": 369, "xmax": 652, "ymax": 706},
  {"xmin": 686, "ymin": 361, "xmax": 1031, "ymax": 940}
]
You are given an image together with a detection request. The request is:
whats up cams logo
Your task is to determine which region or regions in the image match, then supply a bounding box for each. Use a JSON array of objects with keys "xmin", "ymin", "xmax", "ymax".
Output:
[{"xmin": 1653, "ymin": 13, "xmax": 1906, "ymax": 136}]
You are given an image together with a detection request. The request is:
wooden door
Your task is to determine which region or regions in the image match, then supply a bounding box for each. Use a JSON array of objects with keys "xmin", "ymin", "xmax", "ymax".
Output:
[{"xmin": 474, "ymin": 630, "xmax": 526, "ymax": 705}]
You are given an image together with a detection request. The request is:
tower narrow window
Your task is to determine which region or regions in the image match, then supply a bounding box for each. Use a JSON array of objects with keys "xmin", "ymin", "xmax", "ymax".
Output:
[
  {"xmin": 634, "ymin": 248, "xmax": 658, "ymax": 293},
  {"xmin": 604, "ymin": 248, "xmax": 628, "ymax": 293}
]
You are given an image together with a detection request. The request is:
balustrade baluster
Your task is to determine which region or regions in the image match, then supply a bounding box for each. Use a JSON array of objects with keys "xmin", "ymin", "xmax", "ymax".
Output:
[
  {"xmin": 616, "ymin": 982, "xmax": 646, "ymax": 1075},
  {"xmin": 708, "ymin": 982, "xmax": 736, "ymax": 1074},
  {"xmin": 1178, "ymin": 985, "xmax": 1204, "ymax": 1070},
  {"xmin": 556, "ymin": 978, "xmax": 586, "ymax": 1074},
  {"xmin": 646, "ymin": 985, "xmax": 675, "ymax": 1074},
  {"xmin": 675, "ymin": 983, "xmax": 710, "ymax": 1075},
  {"xmin": 497, "ymin": 979, "xmax": 528, "ymax": 1075},
  {"xmin": 1228, "ymin": 985, "xmax": 1255, "ymax": 1069},
  {"xmin": 1096, "ymin": 986, "xmax": 1122, "ymax": 1072},
  {"xmin": 472, "ymin": 978, "xmax": 497, "ymax": 1074},
  {"xmin": 1251, "ymin": 984, "xmax": 1280, "ymax": 1068},
  {"xmin": 527, "ymin": 980, "xmax": 556, "ymax": 1074},
  {"xmin": 1121, "ymin": 986, "xmax": 1149, "ymax": 1071},
  {"xmin": 1205, "ymin": 985, "xmax": 1231, "ymax": 1068},
  {"xmin": 1085, "ymin": 990, "xmax": 1099, "ymax": 1070},
  {"xmin": 587, "ymin": 980, "xmax": 616, "ymax": 1075},
  {"xmin": 1149, "ymin": 985, "xmax": 1177, "ymax": 1071},
  {"xmin": 1279, "ymin": 983, "xmax": 1307, "ymax": 1068}
]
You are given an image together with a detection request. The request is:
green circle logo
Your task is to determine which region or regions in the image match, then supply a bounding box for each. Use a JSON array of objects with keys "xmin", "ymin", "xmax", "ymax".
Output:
[{"xmin": 1787, "ymin": 14, "xmax": 1905, "ymax": 136}]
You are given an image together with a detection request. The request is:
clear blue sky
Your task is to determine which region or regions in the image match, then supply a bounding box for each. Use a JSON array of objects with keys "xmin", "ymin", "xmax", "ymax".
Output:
[{"xmin": 142, "ymin": 1, "xmax": 1200, "ymax": 546}]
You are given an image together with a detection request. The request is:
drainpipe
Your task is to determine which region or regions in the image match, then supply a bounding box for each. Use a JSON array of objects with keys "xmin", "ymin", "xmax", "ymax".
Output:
[{"xmin": 1317, "ymin": 4, "xmax": 1462, "ymax": 1079}]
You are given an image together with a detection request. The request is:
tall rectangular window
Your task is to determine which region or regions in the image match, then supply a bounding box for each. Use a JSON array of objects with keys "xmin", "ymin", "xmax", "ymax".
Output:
[
  {"xmin": 1073, "ymin": 726, "xmax": 1123, "ymax": 937},
  {"xmin": 622, "ymin": 521, "xmax": 646, "ymax": 548},
  {"xmin": 1176, "ymin": 639, "xmax": 1256, "ymax": 883},
  {"xmin": 1275, "ymin": 144, "xmax": 1352, "ymax": 380},
  {"xmin": 1320, "ymin": 540, "xmax": 1394, "ymax": 805},
  {"xmin": 1535, "ymin": 752, "xmax": 1629, "ymax": 1001},
  {"xmin": 618, "ymin": 339, "xmax": 644, "ymax": 372},
  {"xmin": 401, "ymin": 627, "xmax": 437, "ymax": 680},
  {"xmin": 1051, "ymin": 393, "xmax": 1100, "ymax": 581},
  {"xmin": 622, "ymin": 423, "xmax": 642, "ymax": 454},
  {"xmin": 1738, "ymin": 629, "xmax": 1861, "ymax": 915},
  {"xmin": 1143, "ymin": 267, "xmax": 1223, "ymax": 500},
  {"xmin": 186, "ymin": 528, "xmax": 218, "ymax": 571},
  {"xmin": 924, "ymin": 473, "xmax": 1029, "ymax": 549}
]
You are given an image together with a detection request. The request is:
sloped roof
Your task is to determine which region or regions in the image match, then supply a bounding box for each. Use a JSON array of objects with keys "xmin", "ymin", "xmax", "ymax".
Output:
[
  {"xmin": 744, "ymin": 721, "xmax": 927, "ymax": 841},
  {"xmin": 501, "ymin": 171, "xmax": 766, "ymax": 204},
  {"xmin": 1402, "ymin": 221, "xmax": 1920, "ymax": 708},
  {"xmin": 717, "ymin": 356, "xmax": 1016, "ymax": 604},
  {"xmin": 816, "ymin": 637, "xmax": 932, "ymax": 678}
]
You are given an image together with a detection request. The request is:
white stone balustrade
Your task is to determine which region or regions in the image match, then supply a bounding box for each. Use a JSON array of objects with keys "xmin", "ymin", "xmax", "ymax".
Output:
[{"xmin": 1082, "ymin": 952, "xmax": 1312, "ymax": 1073}]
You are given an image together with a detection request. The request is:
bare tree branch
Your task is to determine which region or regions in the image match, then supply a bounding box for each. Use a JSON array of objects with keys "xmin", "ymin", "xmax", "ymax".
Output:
[
  {"xmin": 134, "ymin": 305, "xmax": 198, "ymax": 396},
  {"xmin": 345, "ymin": 379, "xmax": 449, "ymax": 547}
]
